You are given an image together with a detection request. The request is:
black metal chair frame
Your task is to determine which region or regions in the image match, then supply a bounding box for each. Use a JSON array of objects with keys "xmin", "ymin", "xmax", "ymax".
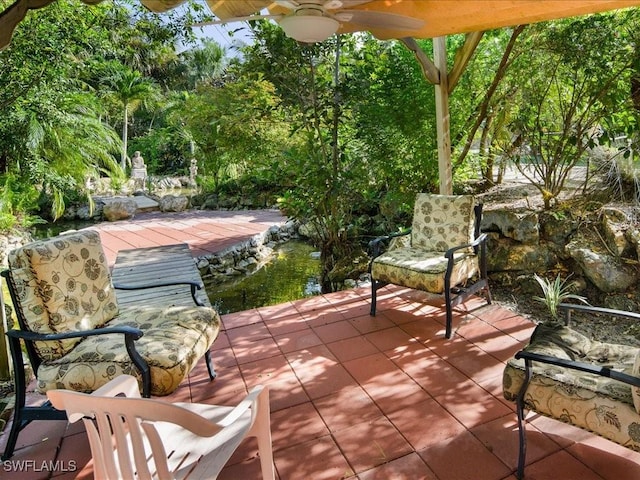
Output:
[
  {"xmin": 369, "ymin": 204, "xmax": 492, "ymax": 339},
  {"xmin": 513, "ymin": 304, "xmax": 640, "ymax": 479},
  {"xmin": 0, "ymin": 269, "xmax": 216, "ymax": 460}
]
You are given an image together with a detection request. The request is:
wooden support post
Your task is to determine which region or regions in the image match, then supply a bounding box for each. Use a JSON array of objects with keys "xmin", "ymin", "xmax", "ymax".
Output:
[{"xmin": 433, "ymin": 36, "xmax": 452, "ymax": 195}]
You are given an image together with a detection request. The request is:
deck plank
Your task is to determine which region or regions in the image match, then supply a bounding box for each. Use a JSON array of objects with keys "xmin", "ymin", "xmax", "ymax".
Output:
[{"xmin": 111, "ymin": 244, "xmax": 211, "ymax": 308}]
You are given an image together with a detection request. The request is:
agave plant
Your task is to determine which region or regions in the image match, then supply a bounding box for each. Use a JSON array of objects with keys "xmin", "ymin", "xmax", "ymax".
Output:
[{"xmin": 533, "ymin": 273, "xmax": 589, "ymax": 320}]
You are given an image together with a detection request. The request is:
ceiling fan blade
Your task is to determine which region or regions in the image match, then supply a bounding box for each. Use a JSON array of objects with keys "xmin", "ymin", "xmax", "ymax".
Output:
[
  {"xmin": 274, "ymin": 0, "xmax": 299, "ymax": 9},
  {"xmin": 325, "ymin": 0, "xmax": 373, "ymax": 9},
  {"xmin": 342, "ymin": 10, "xmax": 425, "ymax": 30},
  {"xmin": 193, "ymin": 14, "xmax": 282, "ymax": 27}
]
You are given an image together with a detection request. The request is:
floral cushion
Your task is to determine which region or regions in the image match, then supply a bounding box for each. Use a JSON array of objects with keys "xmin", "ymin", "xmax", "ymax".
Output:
[
  {"xmin": 411, "ymin": 194, "xmax": 475, "ymax": 252},
  {"xmin": 4, "ymin": 262, "xmax": 62, "ymax": 361},
  {"xmin": 371, "ymin": 247, "xmax": 479, "ymax": 294},
  {"xmin": 503, "ymin": 322, "xmax": 640, "ymax": 451},
  {"xmin": 632, "ymin": 352, "xmax": 640, "ymax": 414},
  {"xmin": 8, "ymin": 230, "xmax": 118, "ymax": 358},
  {"xmin": 36, "ymin": 305, "xmax": 221, "ymax": 396}
]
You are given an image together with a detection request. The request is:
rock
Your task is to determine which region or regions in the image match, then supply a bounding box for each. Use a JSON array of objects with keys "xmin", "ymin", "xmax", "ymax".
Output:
[
  {"xmin": 601, "ymin": 207, "xmax": 633, "ymax": 256},
  {"xmin": 159, "ymin": 195, "xmax": 189, "ymax": 212},
  {"xmin": 539, "ymin": 211, "xmax": 579, "ymax": 244},
  {"xmin": 482, "ymin": 208, "xmax": 539, "ymax": 243},
  {"xmin": 102, "ymin": 199, "xmax": 137, "ymax": 221},
  {"xmin": 487, "ymin": 236, "xmax": 558, "ymax": 272},
  {"xmin": 566, "ymin": 245, "xmax": 638, "ymax": 293}
]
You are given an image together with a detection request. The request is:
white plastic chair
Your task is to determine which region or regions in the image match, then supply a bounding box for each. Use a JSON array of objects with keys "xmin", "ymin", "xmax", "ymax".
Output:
[{"xmin": 47, "ymin": 375, "xmax": 274, "ymax": 480}]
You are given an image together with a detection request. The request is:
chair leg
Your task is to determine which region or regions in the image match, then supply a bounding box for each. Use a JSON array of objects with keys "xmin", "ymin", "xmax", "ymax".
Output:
[
  {"xmin": 516, "ymin": 396, "xmax": 527, "ymax": 480},
  {"xmin": 444, "ymin": 278, "xmax": 454, "ymax": 339},
  {"xmin": 205, "ymin": 350, "xmax": 217, "ymax": 380},
  {"xmin": 255, "ymin": 388, "xmax": 275, "ymax": 480},
  {"xmin": 2, "ymin": 405, "xmax": 24, "ymax": 460},
  {"xmin": 370, "ymin": 279, "xmax": 378, "ymax": 316}
]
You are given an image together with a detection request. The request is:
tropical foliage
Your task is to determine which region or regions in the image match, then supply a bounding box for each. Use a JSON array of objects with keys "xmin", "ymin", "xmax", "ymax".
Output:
[{"xmin": 1, "ymin": 1, "xmax": 639, "ymax": 289}]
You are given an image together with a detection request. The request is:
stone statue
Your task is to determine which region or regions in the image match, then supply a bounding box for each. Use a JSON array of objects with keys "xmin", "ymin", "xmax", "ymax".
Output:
[
  {"xmin": 189, "ymin": 158, "xmax": 198, "ymax": 187},
  {"xmin": 132, "ymin": 151, "xmax": 145, "ymax": 169},
  {"xmin": 130, "ymin": 151, "xmax": 147, "ymax": 190}
]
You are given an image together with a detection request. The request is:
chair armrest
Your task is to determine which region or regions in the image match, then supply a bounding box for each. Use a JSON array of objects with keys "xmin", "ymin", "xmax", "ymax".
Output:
[
  {"xmin": 7, "ymin": 326, "xmax": 150, "ymax": 395},
  {"xmin": 515, "ymin": 350, "xmax": 640, "ymax": 388},
  {"xmin": 558, "ymin": 303, "xmax": 640, "ymax": 326},
  {"xmin": 6, "ymin": 326, "xmax": 143, "ymax": 342},
  {"xmin": 114, "ymin": 281, "xmax": 205, "ymax": 306},
  {"xmin": 444, "ymin": 233, "xmax": 488, "ymax": 259},
  {"xmin": 368, "ymin": 229, "xmax": 411, "ymax": 258}
]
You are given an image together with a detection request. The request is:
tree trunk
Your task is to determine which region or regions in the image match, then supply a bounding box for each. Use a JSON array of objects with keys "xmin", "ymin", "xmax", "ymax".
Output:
[{"xmin": 121, "ymin": 103, "xmax": 128, "ymax": 171}]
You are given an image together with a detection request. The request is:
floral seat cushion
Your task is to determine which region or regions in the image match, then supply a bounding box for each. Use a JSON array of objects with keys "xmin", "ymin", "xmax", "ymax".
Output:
[
  {"xmin": 371, "ymin": 247, "xmax": 478, "ymax": 294},
  {"xmin": 411, "ymin": 194, "xmax": 476, "ymax": 252},
  {"xmin": 36, "ymin": 305, "xmax": 220, "ymax": 396},
  {"xmin": 8, "ymin": 230, "xmax": 118, "ymax": 359},
  {"xmin": 503, "ymin": 322, "xmax": 640, "ymax": 450}
]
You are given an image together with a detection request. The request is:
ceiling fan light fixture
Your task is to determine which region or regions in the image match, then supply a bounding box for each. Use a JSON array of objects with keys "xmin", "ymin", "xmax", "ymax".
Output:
[{"xmin": 279, "ymin": 15, "xmax": 339, "ymax": 43}]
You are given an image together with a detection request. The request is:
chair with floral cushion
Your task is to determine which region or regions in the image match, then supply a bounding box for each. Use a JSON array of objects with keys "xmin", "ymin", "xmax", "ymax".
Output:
[
  {"xmin": 369, "ymin": 193, "xmax": 491, "ymax": 338},
  {"xmin": 1, "ymin": 230, "xmax": 221, "ymax": 459},
  {"xmin": 503, "ymin": 303, "xmax": 640, "ymax": 479}
]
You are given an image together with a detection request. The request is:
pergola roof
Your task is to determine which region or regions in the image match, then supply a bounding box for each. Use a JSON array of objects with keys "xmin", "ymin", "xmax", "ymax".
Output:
[
  {"xmin": 197, "ymin": 0, "xmax": 640, "ymax": 39},
  {"xmin": 3, "ymin": 0, "xmax": 640, "ymax": 50}
]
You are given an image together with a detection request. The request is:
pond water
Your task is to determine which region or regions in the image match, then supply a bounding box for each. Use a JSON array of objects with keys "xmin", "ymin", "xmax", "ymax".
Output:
[{"xmin": 205, "ymin": 241, "xmax": 322, "ymax": 315}]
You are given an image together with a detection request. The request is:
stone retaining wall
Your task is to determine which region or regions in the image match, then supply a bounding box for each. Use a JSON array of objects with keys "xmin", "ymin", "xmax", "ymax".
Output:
[{"xmin": 195, "ymin": 220, "xmax": 300, "ymax": 284}]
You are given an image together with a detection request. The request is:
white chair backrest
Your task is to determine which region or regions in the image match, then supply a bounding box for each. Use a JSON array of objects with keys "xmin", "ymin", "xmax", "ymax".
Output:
[{"xmin": 47, "ymin": 375, "xmax": 273, "ymax": 480}]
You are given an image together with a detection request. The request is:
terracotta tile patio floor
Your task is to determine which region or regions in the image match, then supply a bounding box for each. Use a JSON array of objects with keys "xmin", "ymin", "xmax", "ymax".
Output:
[{"xmin": 2, "ymin": 209, "xmax": 640, "ymax": 479}]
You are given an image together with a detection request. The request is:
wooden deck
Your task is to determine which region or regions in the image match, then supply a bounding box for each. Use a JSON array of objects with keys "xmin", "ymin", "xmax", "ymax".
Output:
[{"xmin": 111, "ymin": 243, "xmax": 211, "ymax": 308}]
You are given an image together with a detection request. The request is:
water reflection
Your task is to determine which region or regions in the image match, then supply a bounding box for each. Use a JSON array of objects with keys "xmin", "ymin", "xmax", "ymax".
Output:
[{"xmin": 206, "ymin": 241, "xmax": 321, "ymax": 315}]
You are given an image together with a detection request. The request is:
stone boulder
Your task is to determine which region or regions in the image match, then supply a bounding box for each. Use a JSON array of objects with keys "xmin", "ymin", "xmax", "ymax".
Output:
[
  {"xmin": 482, "ymin": 208, "xmax": 539, "ymax": 243},
  {"xmin": 487, "ymin": 235, "xmax": 558, "ymax": 272},
  {"xmin": 159, "ymin": 195, "xmax": 189, "ymax": 213},
  {"xmin": 566, "ymin": 241, "xmax": 638, "ymax": 293},
  {"xmin": 102, "ymin": 199, "xmax": 137, "ymax": 221}
]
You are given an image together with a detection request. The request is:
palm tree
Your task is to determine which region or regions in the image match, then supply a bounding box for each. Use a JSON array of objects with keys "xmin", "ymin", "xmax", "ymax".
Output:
[{"xmin": 103, "ymin": 67, "xmax": 157, "ymax": 170}]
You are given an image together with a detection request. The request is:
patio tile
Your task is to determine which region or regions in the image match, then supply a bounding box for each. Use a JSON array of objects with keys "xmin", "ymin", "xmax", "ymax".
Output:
[
  {"xmin": 332, "ymin": 416, "xmax": 413, "ymax": 474},
  {"xmin": 364, "ymin": 326, "xmax": 416, "ymax": 352},
  {"xmin": 221, "ymin": 308, "xmax": 263, "ymax": 329},
  {"xmin": 226, "ymin": 321, "xmax": 272, "ymax": 345},
  {"xmin": 470, "ymin": 414, "xmax": 567, "ymax": 472},
  {"xmin": 434, "ymin": 381, "xmax": 513, "ymax": 429},
  {"xmin": 443, "ymin": 344, "xmax": 506, "ymax": 384},
  {"xmin": 274, "ymin": 327, "xmax": 323, "ymax": 354},
  {"xmin": 239, "ymin": 354, "xmax": 298, "ymax": 386},
  {"xmin": 271, "ymin": 401, "xmax": 330, "ymax": 451},
  {"xmin": 274, "ymin": 435, "xmax": 353, "ymax": 480},
  {"xmin": 313, "ymin": 320, "xmax": 361, "ymax": 343},
  {"xmin": 566, "ymin": 435, "xmax": 640, "ymax": 480},
  {"xmin": 525, "ymin": 450, "xmax": 605, "ymax": 480},
  {"xmin": 301, "ymin": 306, "xmax": 346, "ymax": 328},
  {"xmin": 387, "ymin": 398, "xmax": 467, "ymax": 452},
  {"xmin": 348, "ymin": 313, "xmax": 395, "ymax": 334},
  {"xmin": 264, "ymin": 377, "xmax": 310, "ymax": 412},
  {"xmin": 357, "ymin": 452, "xmax": 438, "ymax": 480},
  {"xmin": 263, "ymin": 312, "xmax": 308, "ymax": 336},
  {"xmin": 298, "ymin": 363, "xmax": 359, "ymax": 400},
  {"xmin": 417, "ymin": 429, "xmax": 511, "ymax": 480},
  {"xmin": 326, "ymin": 336, "xmax": 379, "ymax": 363},
  {"xmin": 313, "ymin": 386, "xmax": 383, "ymax": 433},
  {"xmin": 231, "ymin": 336, "xmax": 281, "ymax": 364}
]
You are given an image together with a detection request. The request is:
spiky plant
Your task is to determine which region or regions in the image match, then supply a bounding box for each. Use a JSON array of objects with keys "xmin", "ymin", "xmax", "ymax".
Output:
[{"xmin": 532, "ymin": 273, "xmax": 589, "ymax": 320}]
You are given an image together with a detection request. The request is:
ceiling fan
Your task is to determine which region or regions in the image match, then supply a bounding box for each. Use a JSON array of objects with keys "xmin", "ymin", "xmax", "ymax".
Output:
[{"xmin": 194, "ymin": 0, "xmax": 425, "ymax": 44}]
